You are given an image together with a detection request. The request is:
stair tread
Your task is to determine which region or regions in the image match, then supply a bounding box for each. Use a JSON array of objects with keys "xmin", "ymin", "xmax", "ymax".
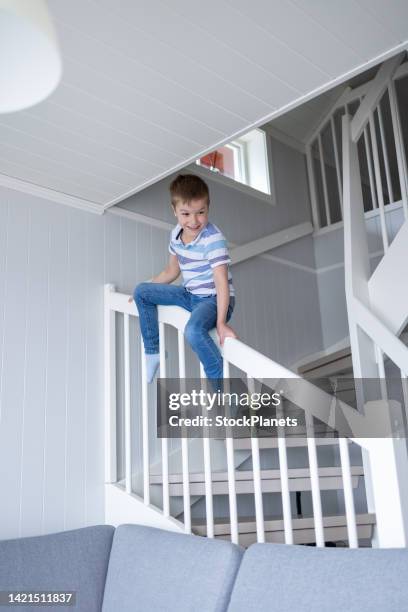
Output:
[
  {"xmin": 151, "ymin": 466, "xmax": 364, "ymax": 485},
  {"xmin": 192, "ymin": 512, "xmax": 375, "ymax": 535},
  {"xmin": 233, "ymin": 436, "xmax": 347, "ymax": 449}
]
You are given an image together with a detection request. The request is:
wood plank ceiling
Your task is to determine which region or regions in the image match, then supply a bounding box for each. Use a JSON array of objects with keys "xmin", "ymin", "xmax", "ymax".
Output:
[{"xmin": 1, "ymin": 0, "xmax": 407, "ymax": 213}]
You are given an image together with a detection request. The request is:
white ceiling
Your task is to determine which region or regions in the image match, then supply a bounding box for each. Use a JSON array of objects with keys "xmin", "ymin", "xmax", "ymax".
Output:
[{"xmin": 1, "ymin": 0, "xmax": 408, "ymax": 213}]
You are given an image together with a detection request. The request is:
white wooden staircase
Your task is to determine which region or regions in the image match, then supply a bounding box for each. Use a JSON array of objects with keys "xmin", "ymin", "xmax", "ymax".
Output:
[{"xmin": 104, "ymin": 53, "xmax": 408, "ymax": 550}]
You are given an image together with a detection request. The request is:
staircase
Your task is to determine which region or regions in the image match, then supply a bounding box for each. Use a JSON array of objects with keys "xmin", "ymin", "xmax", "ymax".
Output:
[{"xmin": 104, "ymin": 54, "xmax": 408, "ymax": 550}]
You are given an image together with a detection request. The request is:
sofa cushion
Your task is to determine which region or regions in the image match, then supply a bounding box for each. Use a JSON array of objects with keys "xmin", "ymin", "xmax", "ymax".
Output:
[
  {"xmin": 102, "ymin": 524, "xmax": 243, "ymax": 612},
  {"xmin": 227, "ymin": 542, "xmax": 408, "ymax": 612},
  {"xmin": 0, "ymin": 525, "xmax": 114, "ymax": 612}
]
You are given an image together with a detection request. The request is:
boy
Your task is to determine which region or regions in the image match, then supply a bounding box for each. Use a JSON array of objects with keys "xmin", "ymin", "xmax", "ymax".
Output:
[{"xmin": 133, "ymin": 173, "xmax": 237, "ymax": 385}]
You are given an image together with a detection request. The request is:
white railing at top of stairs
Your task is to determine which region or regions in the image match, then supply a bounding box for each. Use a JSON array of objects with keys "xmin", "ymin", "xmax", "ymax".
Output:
[
  {"xmin": 104, "ymin": 283, "xmax": 408, "ymax": 548},
  {"xmin": 341, "ymin": 54, "xmax": 408, "ymax": 548},
  {"xmin": 306, "ymin": 53, "xmax": 408, "ymax": 232}
]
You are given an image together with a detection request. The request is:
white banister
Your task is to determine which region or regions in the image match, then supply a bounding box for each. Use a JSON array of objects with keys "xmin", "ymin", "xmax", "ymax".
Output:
[
  {"xmin": 223, "ymin": 359, "xmax": 239, "ymax": 545},
  {"xmin": 343, "ymin": 111, "xmax": 408, "ymax": 547},
  {"xmin": 105, "ymin": 277, "xmax": 407, "ymax": 548},
  {"xmin": 124, "ymin": 313, "xmax": 132, "ymax": 494}
]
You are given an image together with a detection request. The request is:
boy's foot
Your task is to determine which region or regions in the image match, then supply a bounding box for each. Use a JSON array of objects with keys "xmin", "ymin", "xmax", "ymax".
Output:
[{"xmin": 145, "ymin": 353, "xmax": 160, "ymax": 383}]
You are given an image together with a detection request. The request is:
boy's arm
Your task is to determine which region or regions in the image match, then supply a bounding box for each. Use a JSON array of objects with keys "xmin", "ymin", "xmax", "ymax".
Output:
[
  {"xmin": 213, "ymin": 264, "xmax": 237, "ymax": 347},
  {"xmin": 152, "ymin": 254, "xmax": 180, "ymax": 284},
  {"xmin": 128, "ymin": 255, "xmax": 180, "ymax": 302}
]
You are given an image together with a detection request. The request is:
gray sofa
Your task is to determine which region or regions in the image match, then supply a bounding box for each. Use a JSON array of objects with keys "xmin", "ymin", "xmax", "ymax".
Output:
[{"xmin": 0, "ymin": 523, "xmax": 406, "ymax": 611}]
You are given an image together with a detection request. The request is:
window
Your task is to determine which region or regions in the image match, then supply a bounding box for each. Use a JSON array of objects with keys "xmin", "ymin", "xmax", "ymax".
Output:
[{"xmin": 196, "ymin": 129, "xmax": 272, "ymax": 197}]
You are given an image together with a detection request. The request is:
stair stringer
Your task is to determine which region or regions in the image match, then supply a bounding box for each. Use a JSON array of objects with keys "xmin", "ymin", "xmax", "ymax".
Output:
[
  {"xmin": 105, "ymin": 483, "xmax": 184, "ymax": 532},
  {"xmin": 369, "ymin": 219, "xmax": 408, "ymax": 336}
]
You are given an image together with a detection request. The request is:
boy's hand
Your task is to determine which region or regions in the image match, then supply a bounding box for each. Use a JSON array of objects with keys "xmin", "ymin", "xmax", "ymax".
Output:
[
  {"xmin": 217, "ymin": 322, "xmax": 238, "ymax": 347},
  {"xmin": 128, "ymin": 296, "xmax": 134, "ymax": 303}
]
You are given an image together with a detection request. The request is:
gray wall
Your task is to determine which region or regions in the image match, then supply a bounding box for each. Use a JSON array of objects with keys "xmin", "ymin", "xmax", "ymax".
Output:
[{"xmin": 0, "ymin": 187, "xmax": 168, "ymax": 539}]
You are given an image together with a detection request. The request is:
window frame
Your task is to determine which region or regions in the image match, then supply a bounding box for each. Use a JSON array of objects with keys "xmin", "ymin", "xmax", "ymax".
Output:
[{"xmin": 194, "ymin": 129, "xmax": 276, "ymax": 205}]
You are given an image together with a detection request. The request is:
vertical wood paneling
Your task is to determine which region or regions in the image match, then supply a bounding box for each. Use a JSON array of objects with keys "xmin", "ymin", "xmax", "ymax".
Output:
[
  {"xmin": 85, "ymin": 213, "xmax": 105, "ymax": 525},
  {"xmin": 41, "ymin": 204, "xmax": 70, "ymax": 534},
  {"xmin": 20, "ymin": 201, "xmax": 51, "ymax": 536},
  {"xmin": 64, "ymin": 209, "xmax": 87, "ymax": 530},
  {"xmin": 0, "ymin": 197, "xmax": 30, "ymax": 539}
]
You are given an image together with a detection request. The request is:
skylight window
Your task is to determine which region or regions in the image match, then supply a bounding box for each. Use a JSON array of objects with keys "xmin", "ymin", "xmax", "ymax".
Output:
[{"xmin": 196, "ymin": 129, "xmax": 271, "ymax": 196}]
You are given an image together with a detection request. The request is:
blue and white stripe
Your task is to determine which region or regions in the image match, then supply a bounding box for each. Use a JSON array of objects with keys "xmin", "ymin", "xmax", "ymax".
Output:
[{"xmin": 169, "ymin": 222, "xmax": 234, "ymax": 296}]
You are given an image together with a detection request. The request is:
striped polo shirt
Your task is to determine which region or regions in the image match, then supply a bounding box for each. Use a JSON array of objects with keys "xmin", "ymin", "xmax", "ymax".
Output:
[{"xmin": 169, "ymin": 222, "xmax": 234, "ymax": 296}]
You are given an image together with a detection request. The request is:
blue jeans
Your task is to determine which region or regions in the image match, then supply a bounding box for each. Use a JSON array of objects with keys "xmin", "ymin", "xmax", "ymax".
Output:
[{"xmin": 133, "ymin": 282, "xmax": 235, "ymax": 381}]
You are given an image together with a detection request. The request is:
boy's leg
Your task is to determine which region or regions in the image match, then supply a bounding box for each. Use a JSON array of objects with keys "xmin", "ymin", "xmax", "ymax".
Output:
[
  {"xmin": 133, "ymin": 282, "xmax": 190, "ymax": 352},
  {"xmin": 184, "ymin": 296, "xmax": 232, "ymax": 384}
]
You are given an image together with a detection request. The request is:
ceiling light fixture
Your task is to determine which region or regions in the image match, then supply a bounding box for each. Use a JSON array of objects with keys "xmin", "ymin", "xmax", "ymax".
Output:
[{"xmin": 0, "ymin": 0, "xmax": 62, "ymax": 113}]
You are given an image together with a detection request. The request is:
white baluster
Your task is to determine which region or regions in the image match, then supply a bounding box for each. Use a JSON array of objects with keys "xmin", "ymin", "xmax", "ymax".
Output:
[
  {"xmin": 318, "ymin": 132, "xmax": 331, "ymax": 226},
  {"xmin": 363, "ymin": 124, "xmax": 378, "ymax": 210},
  {"xmin": 141, "ymin": 339, "xmax": 150, "ymax": 505},
  {"xmin": 369, "ymin": 111, "xmax": 389, "ymax": 252},
  {"xmin": 377, "ymin": 102, "xmax": 394, "ymax": 203},
  {"xmin": 388, "ymin": 81, "xmax": 408, "ymax": 220},
  {"xmin": 330, "ymin": 116, "xmax": 343, "ymax": 217},
  {"xmin": 200, "ymin": 364, "xmax": 214, "ymax": 539},
  {"xmin": 159, "ymin": 322, "xmax": 170, "ymax": 517},
  {"xmin": 339, "ymin": 438, "xmax": 358, "ymax": 548},
  {"xmin": 305, "ymin": 410, "xmax": 324, "ymax": 547},
  {"xmin": 223, "ymin": 359, "xmax": 238, "ymax": 545},
  {"xmin": 247, "ymin": 376, "xmax": 265, "ymax": 543},
  {"xmin": 104, "ymin": 284, "xmax": 117, "ymax": 484},
  {"xmin": 178, "ymin": 331, "xmax": 191, "ymax": 533},
  {"xmin": 124, "ymin": 314, "xmax": 132, "ymax": 494},
  {"xmin": 277, "ymin": 403, "xmax": 293, "ymax": 544}
]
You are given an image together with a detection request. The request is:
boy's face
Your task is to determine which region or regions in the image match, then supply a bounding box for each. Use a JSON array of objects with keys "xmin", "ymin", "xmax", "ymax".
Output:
[{"xmin": 173, "ymin": 197, "xmax": 209, "ymax": 241}]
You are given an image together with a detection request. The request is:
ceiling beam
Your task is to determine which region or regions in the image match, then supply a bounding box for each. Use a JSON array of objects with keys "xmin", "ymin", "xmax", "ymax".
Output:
[{"xmin": 230, "ymin": 222, "xmax": 313, "ymax": 265}]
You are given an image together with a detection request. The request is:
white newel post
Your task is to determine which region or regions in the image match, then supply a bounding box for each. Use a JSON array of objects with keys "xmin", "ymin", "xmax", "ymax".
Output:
[
  {"xmin": 104, "ymin": 284, "xmax": 117, "ymax": 484},
  {"xmin": 343, "ymin": 115, "xmax": 408, "ymax": 547}
]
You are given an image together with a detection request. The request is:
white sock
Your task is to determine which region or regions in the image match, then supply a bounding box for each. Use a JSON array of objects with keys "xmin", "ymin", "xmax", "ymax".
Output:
[{"xmin": 145, "ymin": 353, "xmax": 160, "ymax": 383}]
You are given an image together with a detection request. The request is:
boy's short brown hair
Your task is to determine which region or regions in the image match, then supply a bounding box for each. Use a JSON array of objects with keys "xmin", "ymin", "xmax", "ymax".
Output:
[{"xmin": 169, "ymin": 174, "xmax": 209, "ymax": 207}]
